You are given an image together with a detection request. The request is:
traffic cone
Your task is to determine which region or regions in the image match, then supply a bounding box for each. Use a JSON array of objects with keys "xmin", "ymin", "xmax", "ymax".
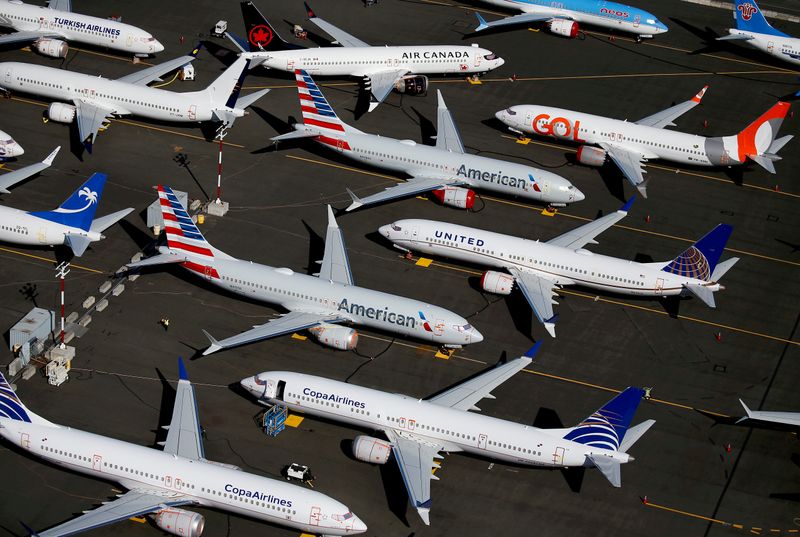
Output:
[
  {"xmin": 703, "ymin": 119, "xmax": 708, "ymax": 129},
  {"xmin": 715, "ymin": 332, "xmax": 722, "ymax": 342},
  {"xmin": 179, "ymin": 35, "xmax": 185, "ymax": 44},
  {"xmin": 774, "ymin": 184, "xmax": 780, "ymax": 192},
  {"xmin": 725, "ymin": 443, "xmax": 732, "ymax": 453},
  {"xmin": 643, "ymin": 495, "xmax": 648, "ymax": 505},
  {"xmin": 645, "ymin": 215, "xmax": 651, "ymax": 223}
]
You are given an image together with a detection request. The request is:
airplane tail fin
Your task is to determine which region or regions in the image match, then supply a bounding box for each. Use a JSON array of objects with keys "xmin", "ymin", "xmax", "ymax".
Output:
[
  {"xmin": 733, "ymin": 101, "xmax": 792, "ymax": 172},
  {"xmin": 562, "ymin": 387, "xmax": 646, "ymax": 452},
  {"xmin": 661, "ymin": 224, "xmax": 733, "ymax": 282},
  {"xmin": 157, "ymin": 186, "xmax": 221, "ymax": 269},
  {"xmin": 28, "ymin": 173, "xmax": 107, "ymax": 232},
  {"xmin": 294, "ymin": 69, "xmax": 358, "ymax": 136},
  {"xmin": 240, "ymin": 0, "xmax": 301, "ymax": 52},
  {"xmin": 0, "ymin": 371, "xmax": 54, "ymax": 426},
  {"xmin": 733, "ymin": 0, "xmax": 789, "ymax": 37}
]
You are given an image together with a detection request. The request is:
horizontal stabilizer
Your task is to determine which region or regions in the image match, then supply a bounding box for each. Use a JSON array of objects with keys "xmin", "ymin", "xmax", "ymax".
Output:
[
  {"xmin": 586, "ymin": 454, "xmax": 622, "ymax": 487},
  {"xmin": 747, "ymin": 153, "xmax": 776, "ymax": 173},
  {"xmin": 271, "ymin": 127, "xmax": 322, "ymax": 142},
  {"xmin": 345, "ymin": 188, "xmax": 363, "ymax": 212},
  {"xmin": 234, "ymin": 88, "xmax": 270, "ymax": 110},
  {"xmin": 683, "ymin": 283, "xmax": 715, "ymax": 308},
  {"xmin": 90, "ymin": 208, "xmax": 134, "ymax": 234},
  {"xmin": 767, "ymin": 134, "xmax": 793, "ymax": 155},
  {"xmin": 64, "ymin": 234, "xmax": 92, "ymax": 257},
  {"xmin": 127, "ymin": 252, "xmax": 188, "ymax": 269},
  {"xmin": 224, "ymin": 31, "xmax": 249, "ymax": 53},
  {"xmin": 201, "ymin": 330, "xmax": 223, "ymax": 356},
  {"xmin": 618, "ymin": 419, "xmax": 655, "ymax": 453},
  {"xmin": 716, "ymin": 33, "xmax": 754, "ymax": 41},
  {"xmin": 710, "ymin": 257, "xmax": 739, "ymax": 281},
  {"xmin": 473, "ymin": 11, "xmax": 550, "ymax": 32}
]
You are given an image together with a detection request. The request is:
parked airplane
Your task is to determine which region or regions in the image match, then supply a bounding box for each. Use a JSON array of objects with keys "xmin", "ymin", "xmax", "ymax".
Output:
[
  {"xmin": 0, "ymin": 48, "xmax": 269, "ymax": 152},
  {"xmin": 717, "ymin": 0, "xmax": 800, "ymax": 66},
  {"xmin": 0, "ymin": 145, "xmax": 59, "ymax": 192},
  {"xmin": 0, "ymin": 127, "xmax": 24, "ymax": 158},
  {"xmin": 495, "ymin": 88, "xmax": 792, "ymax": 197},
  {"xmin": 737, "ymin": 399, "xmax": 800, "ymax": 429},
  {"xmin": 228, "ymin": 1, "xmax": 504, "ymax": 112},
  {"xmin": 127, "ymin": 186, "xmax": 482, "ymax": 355},
  {"xmin": 379, "ymin": 199, "xmax": 739, "ymax": 337},
  {"xmin": 472, "ymin": 0, "xmax": 667, "ymax": 40},
  {"xmin": 0, "ymin": 0, "xmax": 164, "ymax": 57},
  {"xmin": 241, "ymin": 343, "xmax": 654, "ymax": 525},
  {"xmin": 0, "ymin": 360, "xmax": 367, "ymax": 537},
  {"xmin": 272, "ymin": 71, "xmax": 583, "ymax": 212}
]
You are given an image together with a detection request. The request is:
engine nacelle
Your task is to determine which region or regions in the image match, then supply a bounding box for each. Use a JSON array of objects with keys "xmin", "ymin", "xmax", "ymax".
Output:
[
  {"xmin": 394, "ymin": 74, "xmax": 428, "ymax": 96},
  {"xmin": 576, "ymin": 145, "xmax": 607, "ymax": 167},
  {"xmin": 309, "ymin": 324, "xmax": 358, "ymax": 350},
  {"xmin": 34, "ymin": 38, "xmax": 68, "ymax": 58},
  {"xmin": 154, "ymin": 508, "xmax": 205, "ymax": 537},
  {"xmin": 432, "ymin": 186, "xmax": 476, "ymax": 209},
  {"xmin": 547, "ymin": 19, "xmax": 579, "ymax": 38},
  {"xmin": 352, "ymin": 435, "xmax": 392, "ymax": 464},
  {"xmin": 48, "ymin": 102, "xmax": 76, "ymax": 124},
  {"xmin": 481, "ymin": 270, "xmax": 514, "ymax": 295}
]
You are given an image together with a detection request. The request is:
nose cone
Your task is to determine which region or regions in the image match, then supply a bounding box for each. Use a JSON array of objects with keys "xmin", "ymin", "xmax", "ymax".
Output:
[
  {"xmin": 572, "ymin": 187, "xmax": 585, "ymax": 202},
  {"xmin": 153, "ymin": 39, "xmax": 165, "ymax": 53},
  {"xmin": 239, "ymin": 376, "xmax": 258, "ymax": 396},
  {"xmin": 7, "ymin": 142, "xmax": 24, "ymax": 157},
  {"xmin": 655, "ymin": 20, "xmax": 668, "ymax": 33},
  {"xmin": 469, "ymin": 327, "xmax": 484, "ymax": 344},
  {"xmin": 351, "ymin": 514, "xmax": 368, "ymax": 533},
  {"xmin": 495, "ymin": 56, "xmax": 506, "ymax": 68},
  {"xmin": 495, "ymin": 110, "xmax": 507, "ymax": 123},
  {"xmin": 378, "ymin": 224, "xmax": 391, "ymax": 239}
]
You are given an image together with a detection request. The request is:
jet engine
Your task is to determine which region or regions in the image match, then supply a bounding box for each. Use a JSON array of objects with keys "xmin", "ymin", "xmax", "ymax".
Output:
[
  {"xmin": 309, "ymin": 324, "xmax": 358, "ymax": 350},
  {"xmin": 576, "ymin": 145, "xmax": 607, "ymax": 167},
  {"xmin": 48, "ymin": 103, "xmax": 76, "ymax": 124},
  {"xmin": 433, "ymin": 186, "xmax": 476, "ymax": 209},
  {"xmin": 547, "ymin": 19, "xmax": 579, "ymax": 38},
  {"xmin": 480, "ymin": 271, "xmax": 514, "ymax": 295},
  {"xmin": 352, "ymin": 435, "xmax": 392, "ymax": 464},
  {"xmin": 393, "ymin": 75, "xmax": 428, "ymax": 96},
  {"xmin": 34, "ymin": 38, "xmax": 68, "ymax": 58},
  {"xmin": 154, "ymin": 508, "xmax": 205, "ymax": 537}
]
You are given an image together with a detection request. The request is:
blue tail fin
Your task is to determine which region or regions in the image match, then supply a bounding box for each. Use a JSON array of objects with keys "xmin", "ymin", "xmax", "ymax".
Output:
[
  {"xmin": 29, "ymin": 173, "xmax": 107, "ymax": 231},
  {"xmin": 734, "ymin": 0, "xmax": 790, "ymax": 37},
  {"xmin": 563, "ymin": 387, "xmax": 645, "ymax": 451},
  {"xmin": 0, "ymin": 372, "xmax": 32, "ymax": 423},
  {"xmin": 662, "ymin": 224, "xmax": 733, "ymax": 282}
]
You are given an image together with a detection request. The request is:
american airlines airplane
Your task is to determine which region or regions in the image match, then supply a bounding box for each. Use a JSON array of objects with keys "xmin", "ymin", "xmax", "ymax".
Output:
[
  {"xmin": 717, "ymin": 0, "xmax": 800, "ymax": 66},
  {"xmin": 0, "ymin": 0, "xmax": 163, "ymax": 57},
  {"xmin": 379, "ymin": 199, "xmax": 739, "ymax": 337},
  {"xmin": 472, "ymin": 0, "xmax": 668, "ymax": 40},
  {"xmin": 241, "ymin": 343, "xmax": 654, "ymax": 525},
  {"xmin": 127, "ymin": 186, "xmax": 482, "ymax": 355},
  {"xmin": 273, "ymin": 71, "xmax": 583, "ymax": 212},
  {"xmin": 229, "ymin": 1, "xmax": 504, "ymax": 112},
  {"xmin": 495, "ymin": 87, "xmax": 792, "ymax": 197},
  {"xmin": 0, "ymin": 144, "xmax": 58, "ymax": 191},
  {"xmin": 0, "ymin": 360, "xmax": 367, "ymax": 537},
  {"xmin": 0, "ymin": 127, "xmax": 24, "ymax": 158},
  {"xmin": 0, "ymin": 49, "xmax": 269, "ymax": 152}
]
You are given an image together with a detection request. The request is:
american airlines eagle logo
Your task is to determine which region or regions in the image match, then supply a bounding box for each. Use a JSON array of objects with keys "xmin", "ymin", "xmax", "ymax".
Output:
[
  {"xmin": 55, "ymin": 187, "xmax": 99, "ymax": 214},
  {"xmin": 248, "ymin": 25, "xmax": 273, "ymax": 48},
  {"xmin": 737, "ymin": 3, "xmax": 758, "ymax": 21}
]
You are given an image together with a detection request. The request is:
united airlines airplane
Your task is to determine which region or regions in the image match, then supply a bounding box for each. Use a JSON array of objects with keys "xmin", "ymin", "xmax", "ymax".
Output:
[
  {"xmin": 127, "ymin": 186, "xmax": 482, "ymax": 355},
  {"xmin": 273, "ymin": 71, "xmax": 583, "ymax": 212},
  {"xmin": 379, "ymin": 199, "xmax": 739, "ymax": 337},
  {"xmin": 0, "ymin": 0, "xmax": 163, "ymax": 57},
  {"xmin": 717, "ymin": 0, "xmax": 800, "ymax": 66},
  {"xmin": 241, "ymin": 343, "xmax": 654, "ymax": 525},
  {"xmin": 0, "ymin": 360, "xmax": 367, "ymax": 537},
  {"xmin": 495, "ymin": 87, "xmax": 792, "ymax": 197}
]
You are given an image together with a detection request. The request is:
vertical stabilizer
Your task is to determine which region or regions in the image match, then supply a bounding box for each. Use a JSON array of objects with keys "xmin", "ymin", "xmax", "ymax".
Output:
[
  {"xmin": 240, "ymin": 1, "xmax": 301, "ymax": 52},
  {"xmin": 662, "ymin": 224, "xmax": 733, "ymax": 282},
  {"xmin": 28, "ymin": 173, "xmax": 107, "ymax": 231},
  {"xmin": 158, "ymin": 186, "xmax": 217, "ymax": 264},
  {"xmin": 0, "ymin": 372, "xmax": 53, "ymax": 426},
  {"xmin": 295, "ymin": 70, "xmax": 358, "ymax": 136},
  {"xmin": 563, "ymin": 387, "xmax": 645, "ymax": 451},
  {"xmin": 733, "ymin": 0, "xmax": 790, "ymax": 37}
]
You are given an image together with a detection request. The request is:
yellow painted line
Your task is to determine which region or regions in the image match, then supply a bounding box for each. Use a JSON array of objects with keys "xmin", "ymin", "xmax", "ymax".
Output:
[
  {"xmin": 291, "ymin": 333, "xmax": 308, "ymax": 341},
  {"xmin": 645, "ymin": 500, "xmax": 731, "ymax": 526},
  {"xmin": 0, "ymin": 245, "xmax": 103, "ymax": 274},
  {"xmin": 415, "ymin": 257, "xmax": 433, "ymax": 267},
  {"xmin": 22, "ymin": 43, "xmax": 156, "ymax": 66},
  {"xmin": 284, "ymin": 414, "xmax": 305, "ymax": 428}
]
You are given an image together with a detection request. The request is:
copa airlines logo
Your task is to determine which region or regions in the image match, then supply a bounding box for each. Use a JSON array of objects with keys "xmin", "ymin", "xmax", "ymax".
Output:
[
  {"xmin": 55, "ymin": 187, "xmax": 98, "ymax": 214},
  {"xmin": 737, "ymin": 3, "xmax": 758, "ymax": 20},
  {"xmin": 337, "ymin": 298, "xmax": 417, "ymax": 327},
  {"xmin": 662, "ymin": 246, "xmax": 710, "ymax": 281},
  {"xmin": 54, "ymin": 17, "xmax": 121, "ymax": 36},
  {"xmin": 0, "ymin": 375, "xmax": 31, "ymax": 423},
  {"xmin": 456, "ymin": 165, "xmax": 530, "ymax": 191},
  {"xmin": 303, "ymin": 387, "xmax": 366, "ymax": 408},
  {"xmin": 563, "ymin": 411, "xmax": 621, "ymax": 451},
  {"xmin": 224, "ymin": 484, "xmax": 292, "ymax": 508},
  {"xmin": 434, "ymin": 230, "xmax": 485, "ymax": 247},
  {"xmin": 401, "ymin": 50, "xmax": 470, "ymax": 60}
]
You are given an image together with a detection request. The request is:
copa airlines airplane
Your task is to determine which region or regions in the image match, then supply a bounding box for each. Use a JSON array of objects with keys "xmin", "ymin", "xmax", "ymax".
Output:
[
  {"xmin": 273, "ymin": 71, "xmax": 583, "ymax": 212},
  {"xmin": 0, "ymin": 0, "xmax": 163, "ymax": 57},
  {"xmin": 717, "ymin": 0, "xmax": 800, "ymax": 66},
  {"xmin": 495, "ymin": 87, "xmax": 792, "ymax": 197},
  {"xmin": 0, "ymin": 127, "xmax": 24, "ymax": 158},
  {"xmin": 473, "ymin": 0, "xmax": 667, "ymax": 40},
  {"xmin": 241, "ymin": 343, "xmax": 654, "ymax": 525},
  {"xmin": 0, "ymin": 360, "xmax": 367, "ymax": 537},
  {"xmin": 127, "ymin": 186, "xmax": 482, "ymax": 355},
  {"xmin": 0, "ymin": 49, "xmax": 269, "ymax": 152},
  {"xmin": 229, "ymin": 1, "xmax": 504, "ymax": 112},
  {"xmin": 379, "ymin": 199, "xmax": 739, "ymax": 337}
]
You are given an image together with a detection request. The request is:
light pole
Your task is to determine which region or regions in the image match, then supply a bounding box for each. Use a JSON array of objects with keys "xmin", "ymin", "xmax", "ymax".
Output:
[{"xmin": 54, "ymin": 261, "xmax": 70, "ymax": 348}]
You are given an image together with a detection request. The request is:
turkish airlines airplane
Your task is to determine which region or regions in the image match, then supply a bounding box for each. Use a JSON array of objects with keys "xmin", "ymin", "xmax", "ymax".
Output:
[
  {"xmin": 241, "ymin": 343, "xmax": 654, "ymax": 525},
  {"xmin": 0, "ymin": 144, "xmax": 58, "ymax": 191},
  {"xmin": 495, "ymin": 87, "xmax": 793, "ymax": 197},
  {"xmin": 379, "ymin": 199, "xmax": 739, "ymax": 337},
  {"xmin": 0, "ymin": 127, "xmax": 24, "ymax": 158},
  {"xmin": 0, "ymin": 0, "xmax": 163, "ymax": 57},
  {"xmin": 717, "ymin": 0, "xmax": 800, "ymax": 66},
  {"xmin": 0, "ymin": 360, "xmax": 367, "ymax": 537},
  {"xmin": 229, "ymin": 1, "xmax": 504, "ymax": 111},
  {"xmin": 272, "ymin": 70, "xmax": 583, "ymax": 211},
  {"xmin": 127, "ymin": 186, "xmax": 482, "ymax": 355}
]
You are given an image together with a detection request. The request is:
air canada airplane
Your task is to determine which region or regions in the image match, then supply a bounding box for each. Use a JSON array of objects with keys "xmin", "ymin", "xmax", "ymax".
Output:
[
  {"xmin": 241, "ymin": 343, "xmax": 654, "ymax": 525},
  {"xmin": 0, "ymin": 127, "xmax": 24, "ymax": 158},
  {"xmin": 379, "ymin": 199, "xmax": 739, "ymax": 337},
  {"xmin": 0, "ymin": 360, "xmax": 367, "ymax": 537},
  {"xmin": 229, "ymin": 1, "xmax": 504, "ymax": 112},
  {"xmin": 717, "ymin": 0, "xmax": 800, "ymax": 66},
  {"xmin": 0, "ymin": 0, "xmax": 163, "ymax": 57},
  {"xmin": 495, "ymin": 87, "xmax": 792, "ymax": 197},
  {"xmin": 272, "ymin": 70, "xmax": 583, "ymax": 211},
  {"xmin": 127, "ymin": 186, "xmax": 482, "ymax": 355}
]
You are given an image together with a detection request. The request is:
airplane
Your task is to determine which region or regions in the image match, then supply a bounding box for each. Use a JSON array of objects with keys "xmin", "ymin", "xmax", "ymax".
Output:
[
  {"xmin": 0, "ymin": 169, "xmax": 132, "ymax": 256},
  {"xmin": 0, "ymin": 359, "xmax": 368, "ymax": 537},
  {"xmin": 227, "ymin": 1, "xmax": 504, "ymax": 112},
  {"xmin": 0, "ymin": 48, "xmax": 270, "ymax": 152},
  {"xmin": 737, "ymin": 399, "xmax": 800, "ymax": 429},
  {"xmin": 0, "ymin": 127, "xmax": 24, "ymax": 158},
  {"xmin": 472, "ymin": 0, "xmax": 668, "ymax": 40},
  {"xmin": 240, "ymin": 343, "xmax": 655, "ymax": 525},
  {"xmin": 0, "ymin": 145, "xmax": 59, "ymax": 191},
  {"xmin": 0, "ymin": 0, "xmax": 164, "ymax": 58},
  {"xmin": 494, "ymin": 87, "xmax": 793, "ymax": 197},
  {"xmin": 126, "ymin": 186, "xmax": 483, "ymax": 356},
  {"xmin": 272, "ymin": 70, "xmax": 583, "ymax": 212},
  {"xmin": 717, "ymin": 0, "xmax": 800, "ymax": 66},
  {"xmin": 378, "ymin": 199, "xmax": 739, "ymax": 337}
]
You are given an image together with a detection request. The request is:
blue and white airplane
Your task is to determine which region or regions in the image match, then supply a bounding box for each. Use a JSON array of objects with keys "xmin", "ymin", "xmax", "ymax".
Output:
[
  {"xmin": 473, "ymin": 0, "xmax": 668, "ymax": 40},
  {"xmin": 717, "ymin": 0, "xmax": 800, "ymax": 66}
]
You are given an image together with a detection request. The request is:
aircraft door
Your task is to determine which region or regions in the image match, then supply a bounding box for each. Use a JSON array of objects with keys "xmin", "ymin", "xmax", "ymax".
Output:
[
  {"xmin": 412, "ymin": 225, "xmax": 419, "ymax": 239},
  {"xmin": 19, "ymin": 432, "xmax": 30, "ymax": 449},
  {"xmin": 175, "ymin": 478, "xmax": 184, "ymax": 490},
  {"xmin": 126, "ymin": 34, "xmax": 133, "ymax": 48},
  {"xmin": 203, "ymin": 265, "xmax": 214, "ymax": 280},
  {"xmin": 287, "ymin": 59, "xmax": 295, "ymax": 71},
  {"xmin": 474, "ymin": 53, "xmax": 481, "ymax": 68},
  {"xmin": 264, "ymin": 378, "xmax": 278, "ymax": 398},
  {"xmin": 478, "ymin": 434, "xmax": 487, "ymax": 449},
  {"xmin": 188, "ymin": 104, "xmax": 197, "ymax": 120},
  {"xmin": 37, "ymin": 227, "xmax": 47, "ymax": 244},
  {"xmin": 433, "ymin": 319, "xmax": 445, "ymax": 336},
  {"xmin": 3, "ymin": 65, "xmax": 12, "ymax": 85},
  {"xmin": 655, "ymin": 277, "xmax": 664, "ymax": 295},
  {"xmin": 552, "ymin": 446, "xmax": 565, "ymax": 465},
  {"xmin": 310, "ymin": 506, "xmax": 322, "ymax": 526},
  {"xmin": 768, "ymin": 41, "xmax": 774, "ymax": 53},
  {"xmin": 633, "ymin": 14, "xmax": 641, "ymax": 28},
  {"xmin": 92, "ymin": 454, "xmax": 103, "ymax": 472},
  {"xmin": 165, "ymin": 475, "xmax": 173, "ymax": 488}
]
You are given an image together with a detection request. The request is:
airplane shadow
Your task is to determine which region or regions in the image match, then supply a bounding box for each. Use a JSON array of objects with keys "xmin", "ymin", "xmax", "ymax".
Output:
[
  {"xmin": 301, "ymin": 219, "xmax": 326, "ymax": 275},
  {"xmin": 466, "ymin": 276, "xmax": 535, "ymax": 341},
  {"xmin": 775, "ymin": 238, "xmax": 800, "ymax": 253},
  {"xmin": 531, "ymin": 408, "xmax": 587, "ymax": 492},
  {"xmin": 409, "ymin": 107, "xmax": 437, "ymax": 146},
  {"xmin": 150, "ymin": 368, "xmax": 176, "ymax": 448}
]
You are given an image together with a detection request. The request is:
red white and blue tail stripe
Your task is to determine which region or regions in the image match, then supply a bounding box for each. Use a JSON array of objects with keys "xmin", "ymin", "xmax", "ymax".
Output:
[
  {"xmin": 296, "ymin": 69, "xmax": 346, "ymax": 132},
  {"xmin": 159, "ymin": 186, "xmax": 214, "ymax": 259}
]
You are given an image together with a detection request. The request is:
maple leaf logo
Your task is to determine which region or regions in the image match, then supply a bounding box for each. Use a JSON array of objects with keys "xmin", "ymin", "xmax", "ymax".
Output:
[{"xmin": 248, "ymin": 25, "xmax": 273, "ymax": 47}]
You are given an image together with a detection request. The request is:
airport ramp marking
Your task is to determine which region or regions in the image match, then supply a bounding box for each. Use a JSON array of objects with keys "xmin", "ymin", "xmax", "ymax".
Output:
[
  {"xmin": 0, "ymin": 245, "xmax": 103, "ymax": 274},
  {"xmin": 643, "ymin": 498, "xmax": 797, "ymax": 534}
]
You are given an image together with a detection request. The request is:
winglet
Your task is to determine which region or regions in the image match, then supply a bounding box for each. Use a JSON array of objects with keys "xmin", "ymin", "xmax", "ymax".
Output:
[
  {"xmin": 436, "ymin": 89, "xmax": 446, "ymax": 110},
  {"xmin": 692, "ymin": 85, "xmax": 709, "ymax": 103},
  {"xmin": 523, "ymin": 340, "xmax": 543, "ymax": 359},
  {"xmin": 201, "ymin": 329, "xmax": 223, "ymax": 356},
  {"xmin": 189, "ymin": 41, "xmax": 203, "ymax": 58},
  {"xmin": 620, "ymin": 195, "xmax": 636, "ymax": 213},
  {"xmin": 304, "ymin": 1, "xmax": 315, "ymax": 18},
  {"xmin": 326, "ymin": 204, "xmax": 338, "ymax": 228},
  {"xmin": 345, "ymin": 188, "xmax": 363, "ymax": 212},
  {"xmin": 43, "ymin": 145, "xmax": 61, "ymax": 166},
  {"xmin": 737, "ymin": 398, "xmax": 754, "ymax": 423},
  {"xmin": 416, "ymin": 500, "xmax": 432, "ymax": 526},
  {"xmin": 474, "ymin": 12, "xmax": 489, "ymax": 32},
  {"xmin": 178, "ymin": 357, "xmax": 189, "ymax": 381}
]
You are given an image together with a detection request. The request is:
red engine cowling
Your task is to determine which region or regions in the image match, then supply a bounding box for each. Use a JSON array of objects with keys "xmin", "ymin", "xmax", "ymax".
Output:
[
  {"xmin": 34, "ymin": 38, "xmax": 68, "ymax": 58},
  {"xmin": 433, "ymin": 186, "xmax": 476, "ymax": 209},
  {"xmin": 576, "ymin": 145, "xmax": 607, "ymax": 167},
  {"xmin": 48, "ymin": 102, "xmax": 77, "ymax": 124},
  {"xmin": 154, "ymin": 508, "xmax": 205, "ymax": 537},
  {"xmin": 352, "ymin": 435, "xmax": 392, "ymax": 464},
  {"xmin": 393, "ymin": 75, "xmax": 428, "ymax": 96},
  {"xmin": 481, "ymin": 271, "xmax": 514, "ymax": 295},
  {"xmin": 547, "ymin": 19, "xmax": 579, "ymax": 38},
  {"xmin": 309, "ymin": 324, "xmax": 358, "ymax": 350}
]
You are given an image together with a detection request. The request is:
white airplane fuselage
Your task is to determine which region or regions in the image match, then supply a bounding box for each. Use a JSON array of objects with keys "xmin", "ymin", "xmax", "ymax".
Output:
[
  {"xmin": 0, "ymin": 205, "xmax": 100, "ymax": 247},
  {"xmin": 0, "ymin": 127, "xmax": 23, "ymax": 157},
  {"xmin": 727, "ymin": 29, "xmax": 800, "ymax": 66}
]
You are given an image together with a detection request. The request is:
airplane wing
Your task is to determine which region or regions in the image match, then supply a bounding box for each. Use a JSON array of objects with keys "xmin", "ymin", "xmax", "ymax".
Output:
[
  {"xmin": 737, "ymin": 399, "xmax": 800, "ymax": 427},
  {"xmin": 546, "ymin": 197, "xmax": 634, "ymax": 250},
  {"xmin": 160, "ymin": 358, "xmax": 205, "ymax": 460},
  {"xmin": 636, "ymin": 86, "xmax": 708, "ymax": 128},
  {"xmin": 305, "ymin": 3, "xmax": 369, "ymax": 47},
  {"xmin": 383, "ymin": 429, "xmax": 443, "ymax": 526},
  {"xmin": 345, "ymin": 174, "xmax": 466, "ymax": 212},
  {"xmin": 362, "ymin": 69, "xmax": 410, "ymax": 112},
  {"xmin": 474, "ymin": 11, "xmax": 553, "ymax": 33},
  {"xmin": 74, "ymin": 100, "xmax": 116, "ymax": 152},
  {"xmin": 317, "ymin": 205, "xmax": 354, "ymax": 285},
  {"xmin": 507, "ymin": 267, "xmax": 559, "ymax": 338},
  {"xmin": 717, "ymin": 33, "xmax": 755, "ymax": 41},
  {"xmin": 598, "ymin": 142, "xmax": 649, "ymax": 198},
  {"xmin": 0, "ymin": 30, "xmax": 64, "ymax": 46},
  {"xmin": 115, "ymin": 50, "xmax": 200, "ymax": 86},
  {"xmin": 0, "ymin": 146, "xmax": 59, "ymax": 194},
  {"xmin": 434, "ymin": 90, "xmax": 464, "ymax": 154},
  {"xmin": 47, "ymin": 0, "xmax": 72, "ymax": 11}
]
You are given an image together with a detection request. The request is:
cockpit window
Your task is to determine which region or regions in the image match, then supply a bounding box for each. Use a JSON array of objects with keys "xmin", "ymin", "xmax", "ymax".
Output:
[
  {"xmin": 505, "ymin": 108, "xmax": 517, "ymax": 116},
  {"xmin": 333, "ymin": 512, "xmax": 354, "ymax": 521},
  {"xmin": 484, "ymin": 53, "xmax": 497, "ymax": 60},
  {"xmin": 646, "ymin": 19, "xmax": 656, "ymax": 24},
  {"xmin": 458, "ymin": 323, "xmax": 472, "ymax": 332},
  {"xmin": 391, "ymin": 224, "xmax": 402, "ymax": 232}
]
